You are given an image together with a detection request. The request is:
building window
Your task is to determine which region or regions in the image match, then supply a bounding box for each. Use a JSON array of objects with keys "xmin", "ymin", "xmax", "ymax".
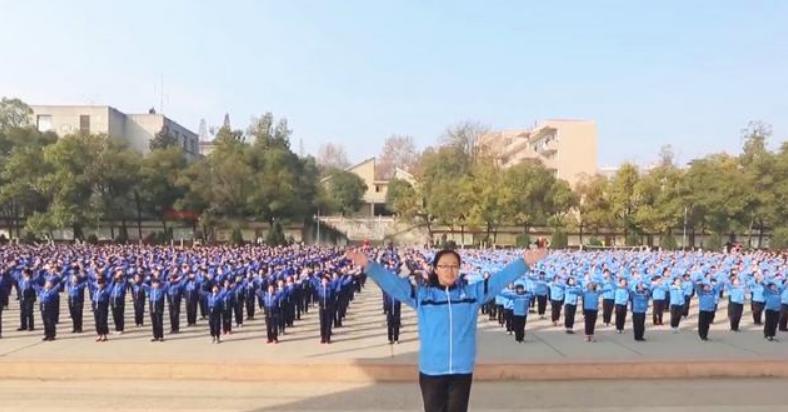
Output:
[
  {"xmin": 37, "ymin": 115, "xmax": 53, "ymax": 132},
  {"xmin": 79, "ymin": 115, "xmax": 90, "ymax": 134},
  {"xmin": 375, "ymin": 185, "xmax": 381, "ymax": 193}
]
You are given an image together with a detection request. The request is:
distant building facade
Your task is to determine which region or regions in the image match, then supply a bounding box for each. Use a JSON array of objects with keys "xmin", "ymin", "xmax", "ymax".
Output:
[
  {"xmin": 477, "ymin": 119, "xmax": 598, "ymax": 186},
  {"xmin": 30, "ymin": 105, "xmax": 200, "ymax": 160}
]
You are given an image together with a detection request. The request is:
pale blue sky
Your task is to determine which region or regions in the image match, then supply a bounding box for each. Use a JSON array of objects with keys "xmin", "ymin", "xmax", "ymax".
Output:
[{"xmin": 1, "ymin": 1, "xmax": 786, "ymax": 167}]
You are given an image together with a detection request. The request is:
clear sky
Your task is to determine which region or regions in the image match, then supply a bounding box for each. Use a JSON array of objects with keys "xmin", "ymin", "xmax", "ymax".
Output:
[{"xmin": 1, "ymin": 1, "xmax": 786, "ymax": 167}]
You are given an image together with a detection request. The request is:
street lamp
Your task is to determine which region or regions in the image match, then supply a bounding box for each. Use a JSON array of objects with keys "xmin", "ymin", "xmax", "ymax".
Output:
[{"xmin": 683, "ymin": 206, "xmax": 688, "ymax": 250}]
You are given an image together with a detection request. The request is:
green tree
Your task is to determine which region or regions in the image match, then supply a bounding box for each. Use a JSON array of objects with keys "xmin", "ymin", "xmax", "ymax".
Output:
[
  {"xmin": 149, "ymin": 126, "xmax": 180, "ymax": 150},
  {"xmin": 325, "ymin": 169, "xmax": 367, "ymax": 216}
]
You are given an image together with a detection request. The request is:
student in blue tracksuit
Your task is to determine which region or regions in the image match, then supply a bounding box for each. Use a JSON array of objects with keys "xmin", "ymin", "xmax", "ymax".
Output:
[
  {"xmin": 613, "ymin": 278, "xmax": 630, "ymax": 333},
  {"xmin": 581, "ymin": 281, "xmax": 609, "ymax": 342},
  {"xmin": 348, "ymin": 247, "xmax": 547, "ymax": 412},
  {"xmin": 681, "ymin": 273, "xmax": 694, "ymax": 318},
  {"xmin": 90, "ymin": 278, "xmax": 111, "ymax": 342},
  {"xmin": 532, "ymin": 272, "xmax": 549, "ymax": 320},
  {"xmin": 600, "ymin": 270, "xmax": 616, "ymax": 326},
  {"xmin": 501, "ymin": 285, "xmax": 515, "ymax": 334},
  {"xmin": 763, "ymin": 281, "xmax": 784, "ymax": 341},
  {"xmin": 749, "ymin": 276, "xmax": 766, "ymax": 325},
  {"xmin": 314, "ymin": 275, "xmax": 337, "ymax": 344},
  {"xmin": 651, "ymin": 277, "xmax": 668, "ymax": 326},
  {"xmin": 725, "ymin": 277, "xmax": 746, "ymax": 332},
  {"xmin": 695, "ymin": 281, "xmax": 719, "ymax": 341},
  {"xmin": 144, "ymin": 278, "xmax": 167, "ymax": 342},
  {"xmin": 109, "ymin": 270, "xmax": 129, "ymax": 334},
  {"xmin": 66, "ymin": 273, "xmax": 87, "ymax": 333},
  {"xmin": 383, "ymin": 291, "xmax": 403, "ymax": 344},
  {"xmin": 563, "ymin": 278, "xmax": 582, "ymax": 334},
  {"xmin": 668, "ymin": 277, "xmax": 686, "ymax": 332},
  {"xmin": 204, "ymin": 284, "xmax": 224, "ymax": 343},
  {"xmin": 779, "ymin": 280, "xmax": 788, "ymax": 333},
  {"xmin": 549, "ymin": 275, "xmax": 565, "ymax": 326},
  {"xmin": 630, "ymin": 283, "xmax": 651, "ymax": 341},
  {"xmin": 502, "ymin": 284, "xmax": 533, "ymax": 343},
  {"xmin": 259, "ymin": 283, "xmax": 281, "ymax": 343},
  {"xmin": 34, "ymin": 279, "xmax": 61, "ymax": 341}
]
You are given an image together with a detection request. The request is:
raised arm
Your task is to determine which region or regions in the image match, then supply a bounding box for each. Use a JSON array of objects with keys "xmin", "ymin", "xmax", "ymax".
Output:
[{"xmin": 346, "ymin": 250, "xmax": 416, "ymax": 308}]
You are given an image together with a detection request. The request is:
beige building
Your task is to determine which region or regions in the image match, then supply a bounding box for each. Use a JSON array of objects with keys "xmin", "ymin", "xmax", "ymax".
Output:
[
  {"xmin": 30, "ymin": 105, "xmax": 200, "ymax": 160},
  {"xmin": 477, "ymin": 119, "xmax": 597, "ymax": 186},
  {"xmin": 321, "ymin": 157, "xmax": 416, "ymax": 217}
]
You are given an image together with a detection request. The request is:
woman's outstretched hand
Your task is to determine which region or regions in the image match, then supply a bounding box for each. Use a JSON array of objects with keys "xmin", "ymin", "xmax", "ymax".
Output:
[
  {"xmin": 345, "ymin": 249, "xmax": 369, "ymax": 270},
  {"xmin": 523, "ymin": 247, "xmax": 548, "ymax": 268}
]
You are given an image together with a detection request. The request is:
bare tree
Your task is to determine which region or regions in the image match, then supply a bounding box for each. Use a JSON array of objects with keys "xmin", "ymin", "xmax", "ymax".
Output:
[
  {"xmin": 316, "ymin": 142, "xmax": 350, "ymax": 170},
  {"xmin": 442, "ymin": 121, "xmax": 490, "ymax": 163},
  {"xmin": 377, "ymin": 135, "xmax": 418, "ymax": 179}
]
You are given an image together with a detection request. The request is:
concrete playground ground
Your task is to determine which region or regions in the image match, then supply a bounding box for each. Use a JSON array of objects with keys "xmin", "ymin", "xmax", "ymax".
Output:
[{"xmin": 1, "ymin": 284, "xmax": 787, "ymax": 411}]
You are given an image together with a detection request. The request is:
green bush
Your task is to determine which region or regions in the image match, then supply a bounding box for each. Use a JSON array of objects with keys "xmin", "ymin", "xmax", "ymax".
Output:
[
  {"xmin": 86, "ymin": 234, "xmax": 99, "ymax": 245},
  {"xmin": 660, "ymin": 234, "xmax": 678, "ymax": 250},
  {"xmin": 266, "ymin": 221, "xmax": 286, "ymax": 246},
  {"xmin": 586, "ymin": 237, "xmax": 603, "ymax": 247},
  {"xmin": 230, "ymin": 227, "xmax": 244, "ymax": 245},
  {"xmin": 705, "ymin": 233, "xmax": 723, "ymax": 251},
  {"xmin": 769, "ymin": 227, "xmax": 788, "ymax": 250},
  {"xmin": 515, "ymin": 233, "xmax": 531, "ymax": 248},
  {"xmin": 550, "ymin": 228, "xmax": 568, "ymax": 249}
]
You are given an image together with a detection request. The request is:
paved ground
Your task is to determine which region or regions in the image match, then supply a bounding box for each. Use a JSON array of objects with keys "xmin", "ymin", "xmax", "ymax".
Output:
[
  {"xmin": 2, "ymin": 378, "xmax": 788, "ymax": 411},
  {"xmin": 1, "ymin": 282, "xmax": 785, "ymax": 366}
]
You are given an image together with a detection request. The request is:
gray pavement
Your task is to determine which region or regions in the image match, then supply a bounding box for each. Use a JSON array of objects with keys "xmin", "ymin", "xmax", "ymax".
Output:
[{"xmin": 2, "ymin": 378, "xmax": 788, "ymax": 411}]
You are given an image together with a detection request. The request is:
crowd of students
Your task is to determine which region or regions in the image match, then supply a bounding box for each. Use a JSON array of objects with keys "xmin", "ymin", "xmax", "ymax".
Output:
[
  {"xmin": 0, "ymin": 244, "xmax": 366, "ymax": 344},
  {"xmin": 1, "ymin": 245, "xmax": 786, "ymax": 347}
]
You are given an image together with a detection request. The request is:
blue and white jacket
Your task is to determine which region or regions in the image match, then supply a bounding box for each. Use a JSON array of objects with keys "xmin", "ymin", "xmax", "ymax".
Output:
[{"xmin": 366, "ymin": 258, "xmax": 529, "ymax": 376}]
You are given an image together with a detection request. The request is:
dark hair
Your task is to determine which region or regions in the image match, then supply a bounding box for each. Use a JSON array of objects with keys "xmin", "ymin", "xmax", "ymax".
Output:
[
  {"xmin": 428, "ymin": 249, "xmax": 462, "ymax": 287},
  {"xmin": 431, "ymin": 249, "xmax": 461, "ymax": 268}
]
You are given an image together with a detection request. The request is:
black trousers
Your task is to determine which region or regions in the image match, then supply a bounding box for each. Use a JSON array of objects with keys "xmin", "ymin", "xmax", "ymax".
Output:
[
  {"xmin": 168, "ymin": 296, "xmax": 181, "ymax": 332},
  {"xmin": 209, "ymin": 310, "xmax": 221, "ymax": 338},
  {"xmin": 234, "ymin": 300, "xmax": 244, "ymax": 326},
  {"xmin": 614, "ymin": 304, "xmax": 627, "ymax": 331},
  {"xmin": 42, "ymin": 306, "xmax": 56, "ymax": 339},
  {"xmin": 698, "ymin": 310, "xmax": 713, "ymax": 340},
  {"xmin": 652, "ymin": 300, "xmax": 665, "ymax": 325},
  {"xmin": 111, "ymin": 299, "xmax": 125, "ymax": 332},
  {"xmin": 68, "ymin": 297, "xmax": 84, "ymax": 332},
  {"xmin": 199, "ymin": 297, "xmax": 208, "ymax": 319},
  {"xmin": 511, "ymin": 315, "xmax": 526, "ymax": 342},
  {"xmin": 246, "ymin": 294, "xmax": 256, "ymax": 320},
  {"xmin": 602, "ymin": 299, "xmax": 614, "ymax": 324},
  {"xmin": 728, "ymin": 302, "xmax": 743, "ymax": 331},
  {"xmin": 632, "ymin": 312, "xmax": 646, "ymax": 341},
  {"xmin": 504, "ymin": 309, "xmax": 513, "ymax": 332},
  {"xmin": 265, "ymin": 313, "xmax": 279, "ymax": 342},
  {"xmin": 419, "ymin": 372, "xmax": 473, "ymax": 412},
  {"xmin": 779, "ymin": 304, "xmax": 788, "ymax": 332},
  {"xmin": 752, "ymin": 301, "xmax": 764, "ymax": 325},
  {"xmin": 583, "ymin": 309, "xmax": 598, "ymax": 335},
  {"xmin": 94, "ymin": 302, "xmax": 110, "ymax": 335},
  {"xmin": 319, "ymin": 305, "xmax": 333, "ymax": 342},
  {"xmin": 764, "ymin": 309, "xmax": 779, "ymax": 338},
  {"xmin": 682, "ymin": 295, "xmax": 691, "ymax": 317},
  {"xmin": 185, "ymin": 296, "xmax": 198, "ymax": 326},
  {"xmin": 550, "ymin": 299, "xmax": 563, "ymax": 322},
  {"xmin": 133, "ymin": 296, "xmax": 145, "ymax": 326},
  {"xmin": 20, "ymin": 297, "xmax": 35, "ymax": 330},
  {"xmin": 150, "ymin": 303, "xmax": 165, "ymax": 339},
  {"xmin": 222, "ymin": 307, "xmax": 233, "ymax": 333},
  {"xmin": 387, "ymin": 314, "xmax": 401, "ymax": 342},
  {"xmin": 564, "ymin": 304, "xmax": 576, "ymax": 329},
  {"xmin": 487, "ymin": 302, "xmax": 496, "ymax": 320},
  {"xmin": 669, "ymin": 305, "xmax": 683, "ymax": 328},
  {"xmin": 536, "ymin": 295, "xmax": 547, "ymax": 316},
  {"xmin": 496, "ymin": 305, "xmax": 505, "ymax": 325}
]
